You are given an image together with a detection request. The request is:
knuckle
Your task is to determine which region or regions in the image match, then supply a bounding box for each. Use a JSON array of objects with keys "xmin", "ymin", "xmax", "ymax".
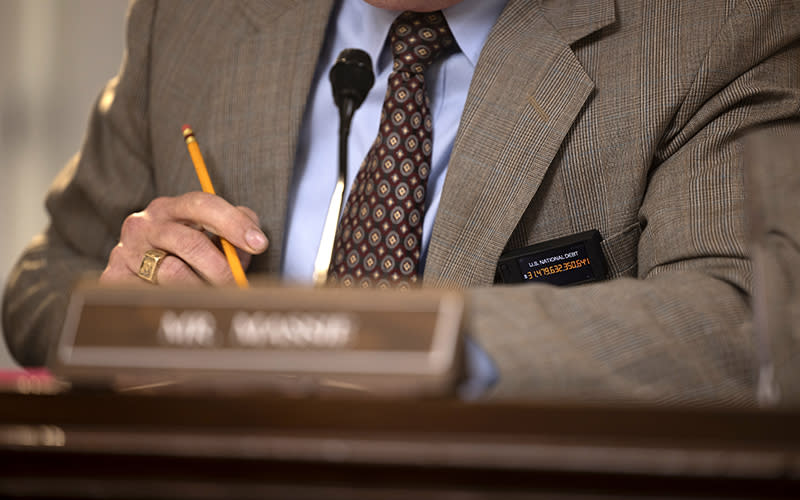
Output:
[
  {"xmin": 107, "ymin": 244, "xmax": 126, "ymax": 265},
  {"xmin": 120, "ymin": 214, "xmax": 145, "ymax": 241},
  {"xmin": 147, "ymin": 196, "xmax": 171, "ymax": 214},
  {"xmin": 188, "ymin": 192, "xmax": 213, "ymax": 212},
  {"xmin": 101, "ymin": 247, "xmax": 132, "ymax": 283}
]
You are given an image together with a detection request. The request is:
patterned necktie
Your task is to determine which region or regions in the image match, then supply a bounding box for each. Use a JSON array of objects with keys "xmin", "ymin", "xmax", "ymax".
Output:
[{"xmin": 328, "ymin": 11, "xmax": 456, "ymax": 289}]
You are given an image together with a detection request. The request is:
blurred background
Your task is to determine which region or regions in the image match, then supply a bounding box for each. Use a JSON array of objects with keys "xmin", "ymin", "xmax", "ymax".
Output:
[{"xmin": 0, "ymin": 0, "xmax": 128, "ymax": 369}]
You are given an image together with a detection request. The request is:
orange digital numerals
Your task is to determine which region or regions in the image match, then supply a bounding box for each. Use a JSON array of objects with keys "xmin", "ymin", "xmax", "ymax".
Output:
[{"xmin": 524, "ymin": 258, "xmax": 591, "ymax": 280}]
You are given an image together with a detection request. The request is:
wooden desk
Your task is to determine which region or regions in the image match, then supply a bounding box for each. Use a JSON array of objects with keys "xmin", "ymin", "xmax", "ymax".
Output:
[{"xmin": 1, "ymin": 391, "xmax": 798, "ymax": 499}]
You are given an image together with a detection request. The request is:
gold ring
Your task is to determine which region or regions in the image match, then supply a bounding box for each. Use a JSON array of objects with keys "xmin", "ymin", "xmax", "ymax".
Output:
[{"xmin": 137, "ymin": 249, "xmax": 168, "ymax": 284}]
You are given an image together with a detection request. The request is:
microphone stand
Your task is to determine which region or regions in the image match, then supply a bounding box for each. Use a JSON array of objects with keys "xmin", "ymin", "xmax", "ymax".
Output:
[{"xmin": 312, "ymin": 50, "xmax": 374, "ymax": 286}]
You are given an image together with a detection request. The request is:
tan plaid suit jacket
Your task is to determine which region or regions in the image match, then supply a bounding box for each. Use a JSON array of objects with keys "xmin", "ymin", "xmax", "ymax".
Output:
[{"xmin": 4, "ymin": 0, "xmax": 799, "ymax": 402}]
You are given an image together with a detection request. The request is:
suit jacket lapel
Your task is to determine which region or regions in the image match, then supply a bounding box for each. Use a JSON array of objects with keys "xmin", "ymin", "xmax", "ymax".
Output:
[
  {"xmin": 424, "ymin": 0, "xmax": 615, "ymax": 288},
  {"xmin": 205, "ymin": 0, "xmax": 334, "ymax": 273}
]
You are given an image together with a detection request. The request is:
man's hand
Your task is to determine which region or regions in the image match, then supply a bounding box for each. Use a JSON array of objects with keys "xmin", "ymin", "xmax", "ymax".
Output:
[{"xmin": 100, "ymin": 192, "xmax": 268, "ymax": 285}]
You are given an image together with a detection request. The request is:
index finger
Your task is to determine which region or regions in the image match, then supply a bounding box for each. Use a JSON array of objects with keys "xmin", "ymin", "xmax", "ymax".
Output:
[{"xmin": 160, "ymin": 192, "xmax": 268, "ymax": 254}]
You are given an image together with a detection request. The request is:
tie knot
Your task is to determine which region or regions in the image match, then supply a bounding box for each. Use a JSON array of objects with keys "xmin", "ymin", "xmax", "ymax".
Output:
[{"xmin": 390, "ymin": 11, "xmax": 456, "ymax": 74}]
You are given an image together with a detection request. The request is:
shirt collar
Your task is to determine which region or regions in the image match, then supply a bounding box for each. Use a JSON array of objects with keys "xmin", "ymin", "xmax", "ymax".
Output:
[
  {"xmin": 343, "ymin": 0, "xmax": 508, "ymax": 74},
  {"xmin": 443, "ymin": 0, "xmax": 508, "ymax": 67}
]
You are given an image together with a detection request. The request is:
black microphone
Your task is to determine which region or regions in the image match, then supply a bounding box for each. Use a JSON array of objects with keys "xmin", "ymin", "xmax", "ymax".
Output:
[
  {"xmin": 329, "ymin": 49, "xmax": 374, "ymax": 185},
  {"xmin": 329, "ymin": 48, "xmax": 375, "ymax": 127},
  {"xmin": 313, "ymin": 50, "xmax": 375, "ymax": 284}
]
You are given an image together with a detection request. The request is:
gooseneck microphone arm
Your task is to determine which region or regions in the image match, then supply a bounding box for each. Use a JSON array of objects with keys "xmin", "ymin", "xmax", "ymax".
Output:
[{"xmin": 313, "ymin": 49, "xmax": 375, "ymax": 285}]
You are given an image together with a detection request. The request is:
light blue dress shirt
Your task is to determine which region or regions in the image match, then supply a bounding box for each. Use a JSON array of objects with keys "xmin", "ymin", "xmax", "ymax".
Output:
[{"xmin": 283, "ymin": 0, "xmax": 507, "ymax": 398}]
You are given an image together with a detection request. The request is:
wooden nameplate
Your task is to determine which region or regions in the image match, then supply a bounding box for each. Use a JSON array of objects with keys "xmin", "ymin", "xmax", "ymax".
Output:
[{"xmin": 49, "ymin": 281, "xmax": 465, "ymax": 397}]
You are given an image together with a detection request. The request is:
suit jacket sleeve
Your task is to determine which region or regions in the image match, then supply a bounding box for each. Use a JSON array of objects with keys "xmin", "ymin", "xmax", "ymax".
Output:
[
  {"xmin": 2, "ymin": 0, "xmax": 157, "ymax": 366},
  {"xmin": 1, "ymin": 0, "xmax": 329, "ymax": 367},
  {"xmin": 465, "ymin": 0, "xmax": 800, "ymax": 403}
]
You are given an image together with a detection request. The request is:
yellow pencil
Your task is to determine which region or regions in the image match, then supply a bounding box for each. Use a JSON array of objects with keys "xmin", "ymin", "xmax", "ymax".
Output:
[{"xmin": 182, "ymin": 124, "xmax": 249, "ymax": 288}]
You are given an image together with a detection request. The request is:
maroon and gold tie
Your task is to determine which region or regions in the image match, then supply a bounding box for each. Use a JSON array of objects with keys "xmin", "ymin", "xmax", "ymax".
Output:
[{"xmin": 328, "ymin": 11, "xmax": 456, "ymax": 289}]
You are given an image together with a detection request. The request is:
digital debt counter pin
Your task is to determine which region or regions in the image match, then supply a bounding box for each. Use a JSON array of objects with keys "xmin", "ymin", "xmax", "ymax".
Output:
[{"xmin": 497, "ymin": 230, "xmax": 608, "ymax": 286}]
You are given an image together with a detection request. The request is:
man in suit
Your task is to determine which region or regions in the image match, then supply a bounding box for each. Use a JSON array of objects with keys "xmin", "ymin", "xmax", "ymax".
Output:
[{"xmin": 3, "ymin": 0, "xmax": 799, "ymax": 402}]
